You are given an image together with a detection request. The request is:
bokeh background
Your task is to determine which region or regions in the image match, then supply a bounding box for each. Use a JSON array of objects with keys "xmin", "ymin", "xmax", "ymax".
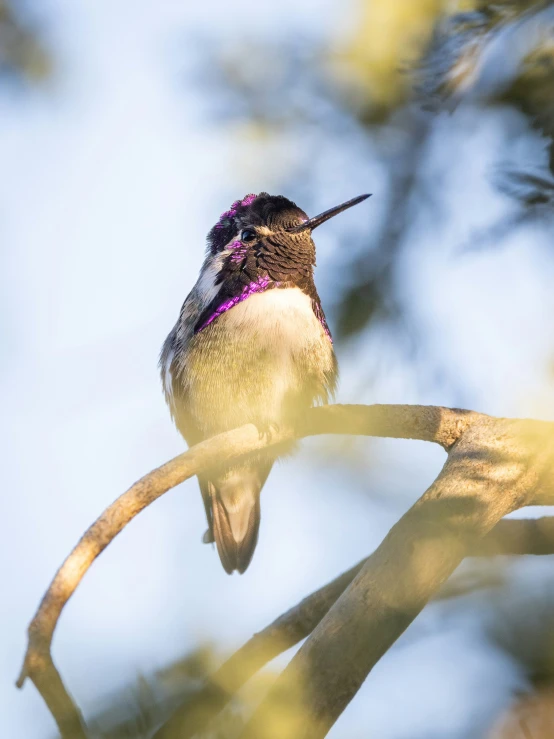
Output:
[{"xmin": 3, "ymin": 0, "xmax": 554, "ymax": 737}]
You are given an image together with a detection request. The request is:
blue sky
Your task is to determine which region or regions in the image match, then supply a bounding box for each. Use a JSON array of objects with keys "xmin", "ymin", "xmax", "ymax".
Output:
[{"xmin": 2, "ymin": 1, "xmax": 554, "ymax": 737}]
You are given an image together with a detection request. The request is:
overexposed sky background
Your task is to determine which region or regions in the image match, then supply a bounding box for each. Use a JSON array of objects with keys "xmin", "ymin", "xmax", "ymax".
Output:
[{"xmin": 2, "ymin": 1, "xmax": 554, "ymax": 737}]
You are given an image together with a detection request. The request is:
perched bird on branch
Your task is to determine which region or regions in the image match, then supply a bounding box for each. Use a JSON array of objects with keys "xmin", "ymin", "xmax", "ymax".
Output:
[{"xmin": 160, "ymin": 192, "xmax": 369, "ymax": 573}]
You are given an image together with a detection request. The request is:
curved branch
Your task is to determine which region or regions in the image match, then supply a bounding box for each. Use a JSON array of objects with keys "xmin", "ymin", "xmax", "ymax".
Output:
[
  {"xmin": 17, "ymin": 404, "xmax": 554, "ymax": 737},
  {"xmin": 154, "ymin": 516, "xmax": 554, "ymax": 739},
  {"xmin": 17, "ymin": 403, "xmax": 475, "ymax": 736},
  {"xmin": 16, "ymin": 405, "xmax": 474, "ymax": 686}
]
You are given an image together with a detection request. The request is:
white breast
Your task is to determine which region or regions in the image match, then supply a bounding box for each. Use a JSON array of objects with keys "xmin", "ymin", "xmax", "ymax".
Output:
[
  {"xmin": 174, "ymin": 286, "xmax": 335, "ymax": 432},
  {"xmin": 223, "ymin": 287, "xmax": 326, "ymax": 350},
  {"xmin": 218, "ymin": 286, "xmax": 333, "ymax": 421}
]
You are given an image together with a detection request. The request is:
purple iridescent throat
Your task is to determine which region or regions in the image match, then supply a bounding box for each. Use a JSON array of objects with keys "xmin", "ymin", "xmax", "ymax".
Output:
[
  {"xmin": 195, "ymin": 277, "xmax": 332, "ymax": 341},
  {"xmin": 195, "ymin": 276, "xmax": 273, "ymax": 333}
]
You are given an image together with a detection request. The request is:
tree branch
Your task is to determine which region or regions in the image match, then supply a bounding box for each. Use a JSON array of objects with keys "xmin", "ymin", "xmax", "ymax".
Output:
[
  {"xmin": 240, "ymin": 416, "xmax": 554, "ymax": 739},
  {"xmin": 16, "ymin": 407, "xmax": 470, "ymax": 677},
  {"xmin": 471, "ymin": 516, "xmax": 554, "ymax": 556},
  {"xmin": 153, "ymin": 515, "xmax": 554, "ymax": 739},
  {"xmin": 16, "ymin": 405, "xmax": 554, "ymax": 737}
]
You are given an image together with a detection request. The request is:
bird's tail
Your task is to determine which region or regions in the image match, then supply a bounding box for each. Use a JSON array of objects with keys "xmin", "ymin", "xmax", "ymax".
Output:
[{"xmin": 202, "ymin": 466, "xmax": 270, "ymax": 574}]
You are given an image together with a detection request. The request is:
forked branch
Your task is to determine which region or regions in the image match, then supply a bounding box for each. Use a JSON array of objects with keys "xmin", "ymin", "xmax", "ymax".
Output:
[
  {"xmin": 16, "ymin": 405, "xmax": 554, "ymax": 738},
  {"xmin": 154, "ymin": 516, "xmax": 554, "ymax": 739},
  {"xmin": 241, "ymin": 415, "xmax": 554, "ymax": 739}
]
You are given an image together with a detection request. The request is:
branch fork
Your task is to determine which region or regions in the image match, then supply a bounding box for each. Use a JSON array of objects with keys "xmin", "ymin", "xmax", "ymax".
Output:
[{"xmin": 16, "ymin": 404, "xmax": 554, "ymax": 738}]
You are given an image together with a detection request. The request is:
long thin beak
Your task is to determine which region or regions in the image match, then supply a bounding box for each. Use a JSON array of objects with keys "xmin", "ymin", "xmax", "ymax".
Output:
[{"xmin": 287, "ymin": 193, "xmax": 371, "ymax": 234}]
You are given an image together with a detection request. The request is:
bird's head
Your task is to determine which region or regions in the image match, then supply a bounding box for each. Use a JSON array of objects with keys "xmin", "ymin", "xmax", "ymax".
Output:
[
  {"xmin": 204, "ymin": 192, "xmax": 371, "ymax": 286},
  {"xmin": 189, "ymin": 192, "xmax": 370, "ymax": 335}
]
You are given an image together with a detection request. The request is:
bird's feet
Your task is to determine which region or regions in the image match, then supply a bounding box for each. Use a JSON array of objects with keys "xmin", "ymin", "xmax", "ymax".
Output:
[{"xmin": 256, "ymin": 420, "xmax": 280, "ymax": 443}]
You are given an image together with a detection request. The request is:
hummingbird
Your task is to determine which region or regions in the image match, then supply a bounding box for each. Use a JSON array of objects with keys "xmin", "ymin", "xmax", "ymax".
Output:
[{"xmin": 160, "ymin": 192, "xmax": 370, "ymax": 574}]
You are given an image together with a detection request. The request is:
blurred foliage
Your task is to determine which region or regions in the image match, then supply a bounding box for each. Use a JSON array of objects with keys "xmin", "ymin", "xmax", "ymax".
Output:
[
  {"xmin": 55, "ymin": 645, "xmax": 249, "ymax": 739},
  {"xmin": 421, "ymin": 2, "xmax": 554, "ymax": 146},
  {"xmin": 55, "ymin": 641, "xmax": 313, "ymax": 739},
  {"xmin": 420, "ymin": 0, "xmax": 554, "ymax": 221},
  {"xmin": 194, "ymin": 0, "xmax": 554, "ymax": 352},
  {"xmin": 335, "ymin": 0, "xmax": 451, "ymax": 116},
  {"xmin": 47, "ymin": 561, "xmax": 513, "ymax": 739},
  {"xmin": 0, "ymin": 0, "xmax": 52, "ymax": 86},
  {"xmin": 488, "ymin": 688, "xmax": 554, "ymax": 738},
  {"xmin": 486, "ymin": 583, "xmax": 554, "ymax": 690},
  {"xmin": 482, "ymin": 571, "xmax": 554, "ymax": 737}
]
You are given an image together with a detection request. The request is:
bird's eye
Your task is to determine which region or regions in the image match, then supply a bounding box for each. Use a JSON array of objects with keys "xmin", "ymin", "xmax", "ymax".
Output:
[{"xmin": 240, "ymin": 228, "xmax": 257, "ymax": 243}]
